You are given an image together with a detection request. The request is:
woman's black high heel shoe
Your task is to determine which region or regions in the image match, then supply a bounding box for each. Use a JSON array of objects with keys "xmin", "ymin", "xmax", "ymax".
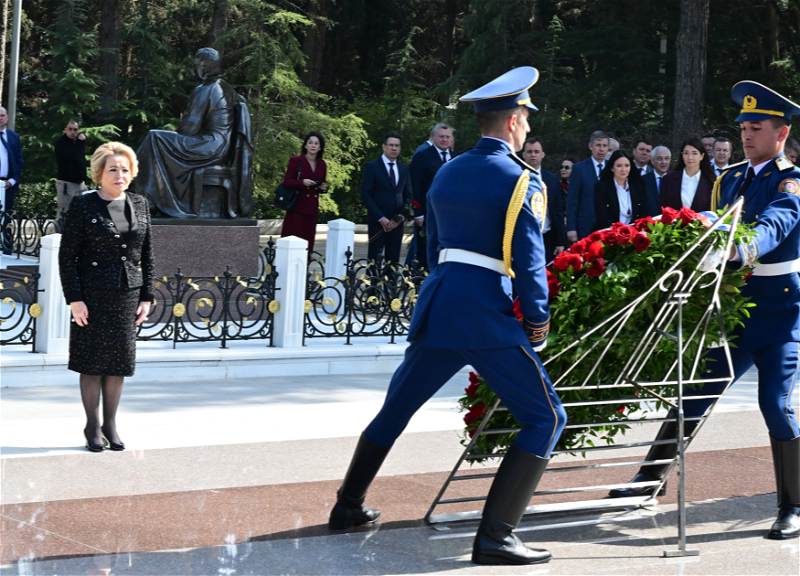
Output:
[
  {"xmin": 101, "ymin": 426, "xmax": 125, "ymax": 451},
  {"xmin": 84, "ymin": 429, "xmax": 105, "ymax": 452}
]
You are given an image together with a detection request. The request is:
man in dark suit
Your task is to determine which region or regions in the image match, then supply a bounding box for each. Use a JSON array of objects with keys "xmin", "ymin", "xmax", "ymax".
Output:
[
  {"xmin": 566, "ymin": 130, "xmax": 609, "ymax": 242},
  {"xmin": 361, "ymin": 132, "xmax": 413, "ymax": 269},
  {"xmin": 0, "ymin": 106, "xmax": 24, "ymax": 254},
  {"xmin": 521, "ymin": 136, "xmax": 565, "ymax": 262},
  {"xmin": 642, "ymin": 145, "xmax": 671, "ymax": 216},
  {"xmin": 633, "ymin": 140, "xmax": 654, "ymax": 176},
  {"xmin": 409, "ymin": 123, "xmax": 454, "ymax": 269}
]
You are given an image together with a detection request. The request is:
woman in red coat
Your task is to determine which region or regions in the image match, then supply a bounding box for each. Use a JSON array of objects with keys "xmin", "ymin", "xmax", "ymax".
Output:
[{"xmin": 280, "ymin": 132, "xmax": 328, "ymax": 255}]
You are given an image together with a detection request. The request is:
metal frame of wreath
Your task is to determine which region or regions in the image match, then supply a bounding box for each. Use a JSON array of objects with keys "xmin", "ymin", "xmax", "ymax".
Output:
[{"xmin": 425, "ymin": 198, "xmax": 746, "ymax": 558}]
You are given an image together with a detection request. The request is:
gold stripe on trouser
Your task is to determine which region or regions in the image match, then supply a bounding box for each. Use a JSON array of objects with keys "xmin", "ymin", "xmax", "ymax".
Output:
[
  {"xmin": 521, "ymin": 346, "xmax": 559, "ymax": 453},
  {"xmin": 787, "ymin": 342, "xmax": 800, "ymax": 434}
]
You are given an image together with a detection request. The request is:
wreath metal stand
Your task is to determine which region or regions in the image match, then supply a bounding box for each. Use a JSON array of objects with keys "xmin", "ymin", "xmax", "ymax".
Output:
[{"xmin": 425, "ymin": 199, "xmax": 746, "ymax": 558}]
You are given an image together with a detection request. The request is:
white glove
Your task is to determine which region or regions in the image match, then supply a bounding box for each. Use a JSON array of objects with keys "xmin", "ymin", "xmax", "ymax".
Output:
[
  {"xmin": 699, "ymin": 247, "xmax": 727, "ymax": 272},
  {"xmin": 533, "ymin": 340, "xmax": 547, "ymax": 353}
]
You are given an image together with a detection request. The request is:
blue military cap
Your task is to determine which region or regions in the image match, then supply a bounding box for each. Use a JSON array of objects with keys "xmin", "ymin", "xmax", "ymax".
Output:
[
  {"xmin": 732, "ymin": 81, "xmax": 800, "ymax": 122},
  {"xmin": 460, "ymin": 67, "xmax": 539, "ymax": 113}
]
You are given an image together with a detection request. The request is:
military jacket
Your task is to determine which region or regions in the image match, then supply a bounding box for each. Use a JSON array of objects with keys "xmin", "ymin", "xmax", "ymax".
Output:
[
  {"xmin": 407, "ymin": 137, "xmax": 550, "ymax": 349},
  {"xmin": 713, "ymin": 154, "xmax": 800, "ymax": 349}
]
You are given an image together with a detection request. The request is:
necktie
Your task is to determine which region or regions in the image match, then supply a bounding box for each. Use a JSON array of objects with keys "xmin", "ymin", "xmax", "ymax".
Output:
[
  {"xmin": 441, "ymin": 151, "xmax": 448, "ymax": 163},
  {"xmin": 657, "ymin": 175, "xmax": 662, "ymax": 192},
  {"xmin": 716, "ymin": 167, "xmax": 723, "ymax": 176},
  {"xmin": 736, "ymin": 167, "xmax": 756, "ymax": 198},
  {"xmin": 388, "ymin": 162, "xmax": 396, "ymax": 189},
  {"xmin": 0, "ymin": 132, "xmax": 5, "ymax": 177},
  {"xmin": 596, "ymin": 163, "xmax": 603, "ymax": 180}
]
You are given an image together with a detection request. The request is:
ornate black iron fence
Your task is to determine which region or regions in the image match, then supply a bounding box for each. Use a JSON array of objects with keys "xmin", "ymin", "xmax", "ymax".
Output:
[
  {"xmin": 136, "ymin": 239, "xmax": 280, "ymax": 348},
  {"xmin": 0, "ymin": 270, "xmax": 41, "ymax": 349},
  {"xmin": 304, "ymin": 249, "xmax": 426, "ymax": 344},
  {"xmin": 1, "ymin": 210, "xmax": 60, "ymax": 259}
]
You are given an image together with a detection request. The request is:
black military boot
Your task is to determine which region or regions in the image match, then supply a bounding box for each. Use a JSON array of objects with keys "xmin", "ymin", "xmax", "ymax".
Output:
[
  {"xmin": 472, "ymin": 445, "xmax": 552, "ymax": 566},
  {"xmin": 328, "ymin": 433, "xmax": 391, "ymax": 530},
  {"xmin": 609, "ymin": 419, "xmax": 697, "ymax": 498},
  {"xmin": 767, "ymin": 435, "xmax": 800, "ymax": 540}
]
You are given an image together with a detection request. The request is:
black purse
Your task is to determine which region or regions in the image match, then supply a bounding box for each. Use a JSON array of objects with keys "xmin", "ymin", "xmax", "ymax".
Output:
[{"xmin": 274, "ymin": 158, "xmax": 303, "ymax": 211}]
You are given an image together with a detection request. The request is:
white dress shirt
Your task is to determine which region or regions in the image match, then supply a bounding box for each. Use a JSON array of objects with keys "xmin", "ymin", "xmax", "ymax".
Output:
[
  {"xmin": 680, "ymin": 169, "xmax": 701, "ymax": 208},
  {"xmin": 0, "ymin": 128, "xmax": 14, "ymax": 186},
  {"xmin": 615, "ymin": 181, "xmax": 633, "ymax": 224}
]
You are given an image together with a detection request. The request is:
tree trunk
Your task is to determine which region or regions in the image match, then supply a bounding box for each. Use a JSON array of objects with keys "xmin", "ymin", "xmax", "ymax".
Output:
[
  {"xmin": 209, "ymin": 0, "xmax": 229, "ymax": 47},
  {"xmin": 443, "ymin": 0, "xmax": 459, "ymax": 77},
  {"xmin": 98, "ymin": 0, "xmax": 122, "ymax": 118},
  {"xmin": 299, "ymin": 0, "xmax": 329, "ymax": 91},
  {"xmin": 672, "ymin": 0, "xmax": 709, "ymax": 149}
]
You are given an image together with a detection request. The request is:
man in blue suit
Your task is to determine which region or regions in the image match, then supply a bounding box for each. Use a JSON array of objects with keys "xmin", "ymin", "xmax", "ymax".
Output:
[
  {"xmin": 329, "ymin": 68, "xmax": 566, "ymax": 566},
  {"xmin": 522, "ymin": 136, "xmax": 565, "ymax": 262},
  {"xmin": 0, "ymin": 107, "xmax": 23, "ymax": 254},
  {"xmin": 642, "ymin": 145, "xmax": 671, "ymax": 216},
  {"xmin": 611, "ymin": 81, "xmax": 800, "ymax": 540},
  {"xmin": 566, "ymin": 130, "xmax": 609, "ymax": 242},
  {"xmin": 409, "ymin": 123, "xmax": 454, "ymax": 270},
  {"xmin": 360, "ymin": 132, "xmax": 413, "ymax": 269}
]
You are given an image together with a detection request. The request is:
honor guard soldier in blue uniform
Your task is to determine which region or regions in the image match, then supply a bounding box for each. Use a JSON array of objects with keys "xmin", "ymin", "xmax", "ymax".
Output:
[
  {"xmin": 611, "ymin": 81, "xmax": 800, "ymax": 540},
  {"xmin": 327, "ymin": 67, "xmax": 566, "ymax": 566}
]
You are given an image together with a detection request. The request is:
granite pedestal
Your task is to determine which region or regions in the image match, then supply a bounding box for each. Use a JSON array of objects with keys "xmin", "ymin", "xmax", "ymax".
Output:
[{"xmin": 151, "ymin": 219, "xmax": 260, "ymax": 279}]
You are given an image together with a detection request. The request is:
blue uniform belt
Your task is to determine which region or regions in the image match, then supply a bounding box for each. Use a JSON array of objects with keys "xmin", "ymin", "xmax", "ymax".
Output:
[
  {"xmin": 752, "ymin": 258, "xmax": 800, "ymax": 277},
  {"xmin": 438, "ymin": 248, "xmax": 508, "ymax": 276}
]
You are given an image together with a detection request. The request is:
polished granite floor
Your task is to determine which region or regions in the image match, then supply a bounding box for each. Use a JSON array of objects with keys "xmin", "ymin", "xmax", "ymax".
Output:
[{"xmin": 1, "ymin": 369, "xmax": 798, "ymax": 575}]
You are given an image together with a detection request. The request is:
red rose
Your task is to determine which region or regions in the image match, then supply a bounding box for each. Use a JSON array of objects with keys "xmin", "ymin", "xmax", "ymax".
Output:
[
  {"xmin": 463, "ymin": 402, "xmax": 487, "ymax": 426},
  {"xmin": 615, "ymin": 225, "xmax": 636, "ymax": 245},
  {"xmin": 588, "ymin": 231, "xmax": 603, "ymax": 243},
  {"xmin": 411, "ymin": 199, "xmax": 421, "ymax": 209},
  {"xmin": 583, "ymin": 240, "xmax": 604, "ymax": 262},
  {"xmin": 617, "ymin": 406, "xmax": 625, "ymax": 413},
  {"xmin": 586, "ymin": 257, "xmax": 605, "ymax": 277},
  {"xmin": 678, "ymin": 206, "xmax": 697, "ymax": 226},
  {"xmin": 548, "ymin": 277, "xmax": 561, "ymax": 298},
  {"xmin": 632, "ymin": 232, "xmax": 650, "ymax": 252},
  {"xmin": 465, "ymin": 381, "xmax": 480, "ymax": 399},
  {"xmin": 469, "ymin": 371, "xmax": 480, "ymax": 386},
  {"xmin": 600, "ymin": 229, "xmax": 618, "ymax": 246},
  {"xmin": 661, "ymin": 206, "xmax": 679, "ymax": 225},
  {"xmin": 553, "ymin": 251, "xmax": 582, "ymax": 273},
  {"xmin": 634, "ymin": 216, "xmax": 655, "ymax": 232},
  {"xmin": 610, "ymin": 222, "xmax": 626, "ymax": 230},
  {"xmin": 512, "ymin": 298, "xmax": 524, "ymax": 323},
  {"xmin": 743, "ymin": 271, "xmax": 753, "ymax": 281},
  {"xmin": 565, "ymin": 253, "xmax": 583, "ymax": 272},
  {"xmin": 568, "ymin": 240, "xmax": 587, "ymax": 255},
  {"xmin": 696, "ymin": 212, "xmax": 713, "ymax": 228}
]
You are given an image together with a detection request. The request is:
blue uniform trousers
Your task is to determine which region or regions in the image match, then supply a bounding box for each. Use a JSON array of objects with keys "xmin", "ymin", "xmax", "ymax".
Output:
[
  {"xmin": 682, "ymin": 342, "xmax": 800, "ymax": 441},
  {"xmin": 364, "ymin": 335, "xmax": 567, "ymax": 458}
]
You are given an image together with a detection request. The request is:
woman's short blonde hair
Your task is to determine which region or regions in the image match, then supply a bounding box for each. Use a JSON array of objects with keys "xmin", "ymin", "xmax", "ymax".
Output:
[{"xmin": 90, "ymin": 142, "xmax": 139, "ymax": 184}]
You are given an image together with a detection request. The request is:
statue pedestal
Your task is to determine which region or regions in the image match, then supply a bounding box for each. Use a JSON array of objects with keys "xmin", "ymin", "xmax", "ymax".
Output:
[{"xmin": 151, "ymin": 218, "xmax": 260, "ymax": 278}]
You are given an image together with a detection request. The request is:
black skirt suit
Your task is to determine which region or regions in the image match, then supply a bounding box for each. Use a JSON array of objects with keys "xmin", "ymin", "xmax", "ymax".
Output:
[
  {"xmin": 592, "ymin": 178, "xmax": 646, "ymax": 232},
  {"xmin": 59, "ymin": 192, "xmax": 155, "ymax": 376}
]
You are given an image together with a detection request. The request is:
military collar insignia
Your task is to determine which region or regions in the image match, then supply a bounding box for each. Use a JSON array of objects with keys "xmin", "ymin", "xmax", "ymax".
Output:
[{"xmin": 776, "ymin": 156, "xmax": 795, "ymax": 171}]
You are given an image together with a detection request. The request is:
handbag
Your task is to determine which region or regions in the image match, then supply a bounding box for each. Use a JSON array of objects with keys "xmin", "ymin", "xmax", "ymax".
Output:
[{"xmin": 274, "ymin": 158, "xmax": 303, "ymax": 211}]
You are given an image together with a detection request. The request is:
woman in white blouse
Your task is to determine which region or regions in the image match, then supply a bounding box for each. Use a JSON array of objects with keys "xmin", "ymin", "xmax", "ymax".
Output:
[
  {"xmin": 658, "ymin": 137, "xmax": 717, "ymax": 212},
  {"xmin": 592, "ymin": 150, "xmax": 646, "ymax": 231}
]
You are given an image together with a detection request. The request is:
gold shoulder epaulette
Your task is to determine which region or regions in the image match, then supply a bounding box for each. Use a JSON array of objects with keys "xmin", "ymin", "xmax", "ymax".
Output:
[
  {"xmin": 776, "ymin": 156, "xmax": 795, "ymax": 172},
  {"xmin": 711, "ymin": 160, "xmax": 749, "ymax": 211},
  {"xmin": 503, "ymin": 170, "xmax": 530, "ymax": 278}
]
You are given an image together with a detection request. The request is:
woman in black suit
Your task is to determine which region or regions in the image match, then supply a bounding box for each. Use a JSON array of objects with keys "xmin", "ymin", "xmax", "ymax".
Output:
[
  {"xmin": 592, "ymin": 150, "xmax": 646, "ymax": 231},
  {"xmin": 658, "ymin": 137, "xmax": 716, "ymax": 212},
  {"xmin": 59, "ymin": 142, "xmax": 155, "ymax": 453}
]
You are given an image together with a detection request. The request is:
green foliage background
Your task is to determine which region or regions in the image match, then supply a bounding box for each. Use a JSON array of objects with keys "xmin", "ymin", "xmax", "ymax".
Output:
[{"xmin": 8, "ymin": 0, "xmax": 800, "ymax": 218}]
